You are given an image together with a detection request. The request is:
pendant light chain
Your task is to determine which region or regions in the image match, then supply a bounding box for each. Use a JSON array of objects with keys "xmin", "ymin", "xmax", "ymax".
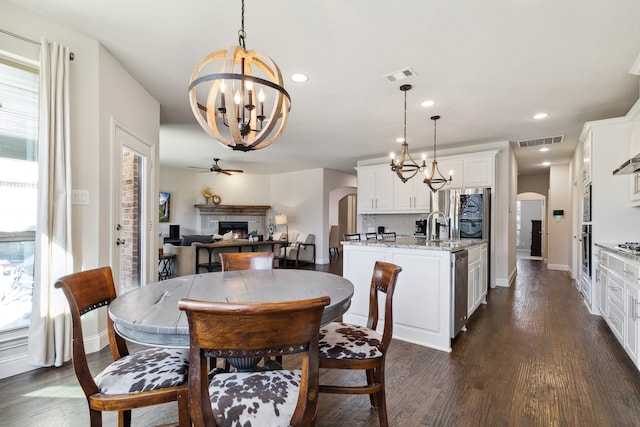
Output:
[{"xmin": 238, "ymin": 0, "xmax": 247, "ymax": 49}]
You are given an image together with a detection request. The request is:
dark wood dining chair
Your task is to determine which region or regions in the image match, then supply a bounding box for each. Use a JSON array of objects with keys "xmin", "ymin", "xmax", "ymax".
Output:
[
  {"xmin": 54, "ymin": 266, "xmax": 189, "ymax": 427},
  {"xmin": 317, "ymin": 261, "xmax": 403, "ymax": 427},
  {"xmin": 343, "ymin": 233, "xmax": 361, "ymax": 241},
  {"xmin": 178, "ymin": 296, "xmax": 330, "ymax": 427},
  {"xmin": 219, "ymin": 251, "xmax": 274, "ymax": 271},
  {"xmin": 365, "ymin": 232, "xmax": 378, "ymax": 240}
]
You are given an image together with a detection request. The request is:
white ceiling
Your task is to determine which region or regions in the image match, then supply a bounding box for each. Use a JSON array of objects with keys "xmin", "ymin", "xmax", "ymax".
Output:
[{"xmin": 10, "ymin": 0, "xmax": 640, "ymax": 176}]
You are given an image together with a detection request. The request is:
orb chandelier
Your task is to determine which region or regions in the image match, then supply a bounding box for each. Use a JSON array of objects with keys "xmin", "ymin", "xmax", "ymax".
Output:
[
  {"xmin": 188, "ymin": 0, "xmax": 291, "ymax": 151},
  {"xmin": 423, "ymin": 115, "xmax": 452, "ymax": 192},
  {"xmin": 390, "ymin": 84, "xmax": 426, "ymax": 183}
]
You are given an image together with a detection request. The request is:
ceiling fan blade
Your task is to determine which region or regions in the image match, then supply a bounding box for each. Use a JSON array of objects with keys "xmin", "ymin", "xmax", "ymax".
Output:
[
  {"xmin": 188, "ymin": 166, "xmax": 208, "ymax": 170},
  {"xmin": 221, "ymin": 170, "xmax": 232, "ymax": 176},
  {"xmin": 224, "ymin": 169, "xmax": 244, "ymax": 173}
]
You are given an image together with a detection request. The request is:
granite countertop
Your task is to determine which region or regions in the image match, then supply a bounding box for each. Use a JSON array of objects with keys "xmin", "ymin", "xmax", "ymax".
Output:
[
  {"xmin": 342, "ymin": 235, "xmax": 486, "ymax": 252},
  {"xmin": 595, "ymin": 242, "xmax": 640, "ymax": 262}
]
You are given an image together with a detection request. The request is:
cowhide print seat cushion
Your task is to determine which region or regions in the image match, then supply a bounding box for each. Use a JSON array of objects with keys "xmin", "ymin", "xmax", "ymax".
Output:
[
  {"xmin": 208, "ymin": 369, "xmax": 301, "ymax": 427},
  {"xmin": 94, "ymin": 347, "xmax": 189, "ymax": 394},
  {"xmin": 319, "ymin": 322, "xmax": 383, "ymax": 359}
]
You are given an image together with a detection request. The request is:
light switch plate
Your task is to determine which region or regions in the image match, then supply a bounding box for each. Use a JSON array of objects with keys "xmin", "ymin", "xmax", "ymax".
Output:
[{"xmin": 72, "ymin": 190, "xmax": 89, "ymax": 205}]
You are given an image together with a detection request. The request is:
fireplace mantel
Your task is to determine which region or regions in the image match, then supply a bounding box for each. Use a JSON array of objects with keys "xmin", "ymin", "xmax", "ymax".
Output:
[{"xmin": 195, "ymin": 204, "xmax": 271, "ymax": 216}]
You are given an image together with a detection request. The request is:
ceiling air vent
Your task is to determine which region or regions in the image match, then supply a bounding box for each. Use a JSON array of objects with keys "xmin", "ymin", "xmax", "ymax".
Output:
[
  {"xmin": 383, "ymin": 67, "xmax": 417, "ymax": 83},
  {"xmin": 517, "ymin": 135, "xmax": 564, "ymax": 148}
]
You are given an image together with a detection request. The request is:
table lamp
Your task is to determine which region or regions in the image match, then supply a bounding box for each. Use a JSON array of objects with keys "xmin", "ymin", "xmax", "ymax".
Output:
[{"xmin": 274, "ymin": 214, "xmax": 288, "ymax": 241}]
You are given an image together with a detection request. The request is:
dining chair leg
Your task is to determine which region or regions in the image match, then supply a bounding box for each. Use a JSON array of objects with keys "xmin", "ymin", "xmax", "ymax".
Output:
[
  {"xmin": 89, "ymin": 410, "xmax": 102, "ymax": 427},
  {"xmin": 366, "ymin": 368, "xmax": 377, "ymax": 407},
  {"xmin": 375, "ymin": 367, "xmax": 388, "ymax": 427},
  {"xmin": 177, "ymin": 387, "xmax": 190, "ymax": 427},
  {"xmin": 118, "ymin": 409, "xmax": 132, "ymax": 427}
]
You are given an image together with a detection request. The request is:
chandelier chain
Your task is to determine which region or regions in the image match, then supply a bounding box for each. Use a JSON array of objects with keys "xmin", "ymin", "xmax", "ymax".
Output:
[
  {"xmin": 238, "ymin": 0, "xmax": 247, "ymax": 48},
  {"xmin": 403, "ymin": 89, "xmax": 407, "ymax": 142}
]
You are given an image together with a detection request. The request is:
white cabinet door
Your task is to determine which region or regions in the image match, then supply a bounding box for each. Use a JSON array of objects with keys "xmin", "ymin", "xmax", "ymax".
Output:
[
  {"xmin": 357, "ymin": 167, "xmax": 376, "ymax": 213},
  {"xmin": 357, "ymin": 165, "xmax": 394, "ymax": 213},
  {"xmin": 375, "ymin": 167, "xmax": 394, "ymax": 211},
  {"xmin": 393, "ymin": 177, "xmax": 431, "ymax": 212},
  {"xmin": 625, "ymin": 284, "xmax": 640, "ymax": 363},
  {"xmin": 436, "ymin": 158, "xmax": 464, "ymax": 189},
  {"xmin": 466, "ymin": 244, "xmax": 487, "ymax": 318},
  {"xmin": 464, "ymin": 156, "xmax": 494, "ymax": 188},
  {"xmin": 393, "ymin": 177, "xmax": 414, "ymax": 211}
]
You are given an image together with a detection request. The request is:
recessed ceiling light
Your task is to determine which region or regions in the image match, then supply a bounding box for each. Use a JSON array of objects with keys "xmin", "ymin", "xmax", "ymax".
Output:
[
  {"xmin": 291, "ymin": 73, "xmax": 309, "ymax": 83},
  {"xmin": 421, "ymin": 100, "xmax": 436, "ymax": 108},
  {"xmin": 539, "ymin": 147, "xmax": 550, "ymax": 152},
  {"xmin": 542, "ymin": 161, "xmax": 551, "ymax": 166},
  {"xmin": 533, "ymin": 113, "xmax": 548, "ymax": 120}
]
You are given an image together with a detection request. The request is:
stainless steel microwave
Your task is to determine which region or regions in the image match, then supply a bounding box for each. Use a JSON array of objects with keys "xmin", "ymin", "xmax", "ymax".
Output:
[{"xmin": 583, "ymin": 185, "xmax": 591, "ymax": 223}]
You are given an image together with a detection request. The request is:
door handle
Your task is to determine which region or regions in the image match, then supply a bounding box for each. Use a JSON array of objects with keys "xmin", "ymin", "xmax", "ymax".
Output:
[{"xmin": 116, "ymin": 238, "xmax": 126, "ymax": 246}]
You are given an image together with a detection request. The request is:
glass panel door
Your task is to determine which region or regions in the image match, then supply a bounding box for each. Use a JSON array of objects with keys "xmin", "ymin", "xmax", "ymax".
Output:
[{"xmin": 113, "ymin": 124, "xmax": 152, "ymax": 294}]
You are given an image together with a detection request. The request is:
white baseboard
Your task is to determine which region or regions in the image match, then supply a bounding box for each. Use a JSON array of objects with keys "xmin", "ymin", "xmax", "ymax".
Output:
[
  {"xmin": 548, "ymin": 264, "xmax": 569, "ymax": 271},
  {"xmin": 0, "ymin": 330, "xmax": 108, "ymax": 380},
  {"xmin": 0, "ymin": 352, "xmax": 37, "ymax": 379},
  {"xmin": 495, "ymin": 266, "xmax": 517, "ymax": 287}
]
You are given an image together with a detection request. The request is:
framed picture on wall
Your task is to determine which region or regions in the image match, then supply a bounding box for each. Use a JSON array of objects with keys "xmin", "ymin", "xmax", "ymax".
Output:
[{"xmin": 159, "ymin": 191, "xmax": 171, "ymax": 223}]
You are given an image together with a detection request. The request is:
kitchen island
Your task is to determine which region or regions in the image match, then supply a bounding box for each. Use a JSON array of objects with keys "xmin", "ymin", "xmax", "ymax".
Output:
[{"xmin": 342, "ymin": 236, "xmax": 488, "ymax": 352}]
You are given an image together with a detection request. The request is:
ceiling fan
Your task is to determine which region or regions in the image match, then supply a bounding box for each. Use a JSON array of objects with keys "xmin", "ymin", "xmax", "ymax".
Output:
[{"xmin": 189, "ymin": 158, "xmax": 244, "ymax": 175}]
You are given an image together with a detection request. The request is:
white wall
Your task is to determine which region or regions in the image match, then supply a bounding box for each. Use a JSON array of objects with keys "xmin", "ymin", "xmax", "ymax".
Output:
[
  {"xmin": 547, "ymin": 164, "xmax": 572, "ymax": 271},
  {"xmin": 270, "ymin": 168, "xmax": 324, "ymax": 258},
  {"xmin": 158, "ymin": 166, "xmax": 273, "ymax": 236}
]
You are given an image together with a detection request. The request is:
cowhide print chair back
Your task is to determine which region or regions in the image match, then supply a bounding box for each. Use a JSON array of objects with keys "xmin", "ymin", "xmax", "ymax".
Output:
[
  {"xmin": 178, "ymin": 296, "xmax": 330, "ymax": 427},
  {"xmin": 318, "ymin": 260, "xmax": 403, "ymax": 427},
  {"xmin": 54, "ymin": 266, "xmax": 190, "ymax": 427},
  {"xmin": 219, "ymin": 251, "xmax": 274, "ymax": 272}
]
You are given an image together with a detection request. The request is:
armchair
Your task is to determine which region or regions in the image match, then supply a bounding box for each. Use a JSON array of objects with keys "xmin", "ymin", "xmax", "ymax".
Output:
[{"xmin": 278, "ymin": 231, "xmax": 316, "ymax": 267}]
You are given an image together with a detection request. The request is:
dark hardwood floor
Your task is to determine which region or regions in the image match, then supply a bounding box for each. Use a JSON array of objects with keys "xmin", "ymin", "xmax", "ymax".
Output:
[{"xmin": 3, "ymin": 257, "xmax": 640, "ymax": 426}]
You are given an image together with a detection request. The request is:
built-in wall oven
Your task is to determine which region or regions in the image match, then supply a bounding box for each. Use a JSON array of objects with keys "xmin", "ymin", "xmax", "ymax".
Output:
[{"xmin": 581, "ymin": 224, "xmax": 592, "ymax": 279}]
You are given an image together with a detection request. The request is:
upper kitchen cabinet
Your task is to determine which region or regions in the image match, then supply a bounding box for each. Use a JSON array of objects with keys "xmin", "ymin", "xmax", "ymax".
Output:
[
  {"xmin": 393, "ymin": 174, "xmax": 431, "ymax": 213},
  {"xmin": 438, "ymin": 151, "xmax": 497, "ymax": 189},
  {"xmin": 356, "ymin": 164, "xmax": 394, "ymax": 213},
  {"xmin": 435, "ymin": 158, "xmax": 464, "ymax": 189},
  {"xmin": 583, "ymin": 131, "xmax": 592, "ymax": 185}
]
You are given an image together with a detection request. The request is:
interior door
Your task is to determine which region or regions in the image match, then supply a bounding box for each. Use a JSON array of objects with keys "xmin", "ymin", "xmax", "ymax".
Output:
[{"xmin": 112, "ymin": 121, "xmax": 155, "ymax": 294}]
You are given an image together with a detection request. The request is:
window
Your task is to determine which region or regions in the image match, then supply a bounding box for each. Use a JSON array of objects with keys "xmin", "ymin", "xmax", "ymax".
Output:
[{"xmin": 0, "ymin": 58, "xmax": 38, "ymax": 333}]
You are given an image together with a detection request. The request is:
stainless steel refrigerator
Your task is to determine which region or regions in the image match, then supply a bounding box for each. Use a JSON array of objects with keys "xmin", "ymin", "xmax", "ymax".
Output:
[{"xmin": 430, "ymin": 188, "xmax": 491, "ymax": 241}]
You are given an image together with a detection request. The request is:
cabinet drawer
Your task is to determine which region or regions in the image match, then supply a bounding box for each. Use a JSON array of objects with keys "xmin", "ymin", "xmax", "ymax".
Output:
[
  {"xmin": 607, "ymin": 271, "xmax": 625, "ymax": 309},
  {"xmin": 608, "ymin": 254, "xmax": 625, "ymax": 276},
  {"xmin": 607, "ymin": 303, "xmax": 625, "ymax": 342},
  {"xmin": 623, "ymin": 262, "xmax": 640, "ymax": 284}
]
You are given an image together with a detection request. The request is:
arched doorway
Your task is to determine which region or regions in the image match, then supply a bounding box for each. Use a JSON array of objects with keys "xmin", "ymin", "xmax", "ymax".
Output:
[{"xmin": 517, "ymin": 192, "xmax": 546, "ymax": 260}]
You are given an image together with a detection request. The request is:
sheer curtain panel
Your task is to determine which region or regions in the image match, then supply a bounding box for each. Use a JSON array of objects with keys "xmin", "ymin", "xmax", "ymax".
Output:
[{"xmin": 27, "ymin": 38, "xmax": 73, "ymax": 367}]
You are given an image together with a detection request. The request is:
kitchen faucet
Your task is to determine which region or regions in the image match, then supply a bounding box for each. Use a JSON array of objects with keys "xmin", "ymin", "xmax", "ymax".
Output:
[{"xmin": 426, "ymin": 210, "xmax": 449, "ymax": 241}]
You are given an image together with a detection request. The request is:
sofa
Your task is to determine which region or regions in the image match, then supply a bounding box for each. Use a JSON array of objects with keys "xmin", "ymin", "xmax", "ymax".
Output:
[{"xmin": 276, "ymin": 230, "xmax": 316, "ymax": 267}]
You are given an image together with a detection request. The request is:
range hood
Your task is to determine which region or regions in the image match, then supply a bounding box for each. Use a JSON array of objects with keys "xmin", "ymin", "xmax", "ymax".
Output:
[{"xmin": 613, "ymin": 154, "xmax": 640, "ymax": 175}]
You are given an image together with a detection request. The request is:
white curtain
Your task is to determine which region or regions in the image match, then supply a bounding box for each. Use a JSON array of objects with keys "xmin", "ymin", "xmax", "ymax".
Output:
[{"xmin": 27, "ymin": 38, "xmax": 73, "ymax": 367}]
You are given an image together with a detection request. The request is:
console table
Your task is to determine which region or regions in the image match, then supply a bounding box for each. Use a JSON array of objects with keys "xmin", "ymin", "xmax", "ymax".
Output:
[{"xmin": 194, "ymin": 240, "xmax": 280, "ymax": 272}]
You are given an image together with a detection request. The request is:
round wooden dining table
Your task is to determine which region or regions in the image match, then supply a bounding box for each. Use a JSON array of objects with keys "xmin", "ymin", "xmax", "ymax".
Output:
[{"xmin": 108, "ymin": 269, "xmax": 354, "ymax": 348}]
